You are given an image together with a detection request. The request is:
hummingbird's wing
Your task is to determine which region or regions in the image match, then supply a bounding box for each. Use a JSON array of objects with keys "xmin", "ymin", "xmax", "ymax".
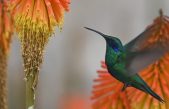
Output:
[
  {"xmin": 124, "ymin": 26, "xmax": 169, "ymax": 76},
  {"xmin": 125, "ymin": 44, "xmax": 169, "ymax": 76},
  {"xmin": 124, "ymin": 25, "xmax": 155, "ymax": 52}
]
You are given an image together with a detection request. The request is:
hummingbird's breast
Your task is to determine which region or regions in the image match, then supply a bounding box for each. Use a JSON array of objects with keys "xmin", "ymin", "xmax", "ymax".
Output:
[
  {"xmin": 105, "ymin": 46, "xmax": 127, "ymax": 83},
  {"xmin": 105, "ymin": 46, "xmax": 119, "ymax": 65}
]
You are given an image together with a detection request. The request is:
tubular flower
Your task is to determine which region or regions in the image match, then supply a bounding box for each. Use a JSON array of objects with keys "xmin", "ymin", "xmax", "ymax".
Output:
[
  {"xmin": 9, "ymin": 0, "xmax": 70, "ymax": 108},
  {"xmin": 0, "ymin": 1, "xmax": 13, "ymax": 54},
  {"xmin": 60, "ymin": 95, "xmax": 92, "ymax": 109},
  {"xmin": 0, "ymin": 1, "xmax": 13, "ymax": 109},
  {"xmin": 127, "ymin": 10, "xmax": 169, "ymax": 109},
  {"xmin": 92, "ymin": 61, "xmax": 131, "ymax": 109},
  {"xmin": 140, "ymin": 10, "xmax": 169, "ymax": 50}
]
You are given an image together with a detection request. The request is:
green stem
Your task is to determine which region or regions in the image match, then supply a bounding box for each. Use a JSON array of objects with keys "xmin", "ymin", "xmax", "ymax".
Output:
[{"xmin": 26, "ymin": 76, "xmax": 35, "ymax": 109}]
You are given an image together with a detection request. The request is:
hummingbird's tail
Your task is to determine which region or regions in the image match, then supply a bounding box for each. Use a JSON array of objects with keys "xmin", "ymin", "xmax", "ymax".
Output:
[{"xmin": 131, "ymin": 78, "xmax": 164, "ymax": 103}]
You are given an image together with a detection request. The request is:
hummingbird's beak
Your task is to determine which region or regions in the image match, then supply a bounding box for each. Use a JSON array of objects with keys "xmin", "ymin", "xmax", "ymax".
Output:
[{"xmin": 84, "ymin": 27, "xmax": 108, "ymax": 39}]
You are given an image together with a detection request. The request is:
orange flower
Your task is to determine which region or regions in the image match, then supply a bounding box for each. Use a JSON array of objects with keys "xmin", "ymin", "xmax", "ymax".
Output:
[
  {"xmin": 141, "ymin": 10, "xmax": 169, "ymax": 49},
  {"xmin": 0, "ymin": 1, "xmax": 13, "ymax": 109},
  {"xmin": 9, "ymin": 0, "xmax": 70, "ymax": 108},
  {"xmin": 92, "ymin": 61, "xmax": 131, "ymax": 109},
  {"xmin": 10, "ymin": 0, "xmax": 70, "ymax": 33},
  {"xmin": 127, "ymin": 9, "xmax": 169, "ymax": 109},
  {"xmin": 9, "ymin": 0, "xmax": 70, "ymax": 86},
  {"xmin": 60, "ymin": 94, "xmax": 92, "ymax": 109},
  {"xmin": 0, "ymin": 1, "xmax": 13, "ymax": 54}
]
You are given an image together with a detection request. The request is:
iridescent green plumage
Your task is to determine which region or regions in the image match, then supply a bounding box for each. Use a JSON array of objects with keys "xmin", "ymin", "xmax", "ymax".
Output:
[{"xmin": 85, "ymin": 27, "xmax": 165, "ymax": 102}]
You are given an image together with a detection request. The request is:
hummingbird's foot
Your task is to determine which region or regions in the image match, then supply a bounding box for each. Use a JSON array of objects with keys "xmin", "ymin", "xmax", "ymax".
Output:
[{"xmin": 121, "ymin": 83, "xmax": 130, "ymax": 92}]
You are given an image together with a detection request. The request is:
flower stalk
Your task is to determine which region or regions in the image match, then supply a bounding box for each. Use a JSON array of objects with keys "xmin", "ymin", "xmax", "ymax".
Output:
[
  {"xmin": 21, "ymin": 28, "xmax": 49, "ymax": 109},
  {"xmin": 0, "ymin": 0, "xmax": 13, "ymax": 109},
  {"xmin": 10, "ymin": 0, "xmax": 70, "ymax": 108},
  {"xmin": 0, "ymin": 50, "xmax": 8, "ymax": 109}
]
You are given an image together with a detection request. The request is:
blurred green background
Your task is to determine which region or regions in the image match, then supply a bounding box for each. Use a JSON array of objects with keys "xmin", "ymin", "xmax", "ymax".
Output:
[{"xmin": 7, "ymin": 0, "xmax": 169, "ymax": 109}]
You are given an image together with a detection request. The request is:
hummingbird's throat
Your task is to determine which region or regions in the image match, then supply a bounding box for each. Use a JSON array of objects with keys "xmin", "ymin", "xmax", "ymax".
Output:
[{"xmin": 105, "ymin": 46, "xmax": 119, "ymax": 66}]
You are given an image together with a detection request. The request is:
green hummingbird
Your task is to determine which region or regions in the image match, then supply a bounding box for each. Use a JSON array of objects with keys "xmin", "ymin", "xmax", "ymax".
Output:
[{"xmin": 85, "ymin": 26, "xmax": 167, "ymax": 102}]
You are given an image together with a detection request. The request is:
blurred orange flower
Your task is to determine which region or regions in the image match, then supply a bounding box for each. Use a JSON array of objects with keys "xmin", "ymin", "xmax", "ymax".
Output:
[
  {"xmin": 127, "ymin": 10, "xmax": 169, "ymax": 109},
  {"xmin": 92, "ymin": 61, "xmax": 131, "ymax": 109},
  {"xmin": 0, "ymin": 1, "xmax": 13, "ymax": 109},
  {"xmin": 0, "ymin": 1, "xmax": 13, "ymax": 54},
  {"xmin": 60, "ymin": 94, "xmax": 92, "ymax": 109}
]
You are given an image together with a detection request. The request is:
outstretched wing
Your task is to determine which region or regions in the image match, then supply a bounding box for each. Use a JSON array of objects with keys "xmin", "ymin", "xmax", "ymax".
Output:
[
  {"xmin": 124, "ymin": 25, "xmax": 169, "ymax": 76},
  {"xmin": 125, "ymin": 44, "xmax": 169, "ymax": 76},
  {"xmin": 124, "ymin": 25, "xmax": 156, "ymax": 52}
]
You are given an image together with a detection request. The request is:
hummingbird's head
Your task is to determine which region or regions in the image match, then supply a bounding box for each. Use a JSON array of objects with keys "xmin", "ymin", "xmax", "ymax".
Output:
[{"xmin": 85, "ymin": 27, "xmax": 123, "ymax": 52}]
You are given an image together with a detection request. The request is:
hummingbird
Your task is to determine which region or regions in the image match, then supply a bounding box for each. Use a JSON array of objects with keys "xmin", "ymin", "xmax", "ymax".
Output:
[{"xmin": 84, "ymin": 26, "xmax": 168, "ymax": 102}]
